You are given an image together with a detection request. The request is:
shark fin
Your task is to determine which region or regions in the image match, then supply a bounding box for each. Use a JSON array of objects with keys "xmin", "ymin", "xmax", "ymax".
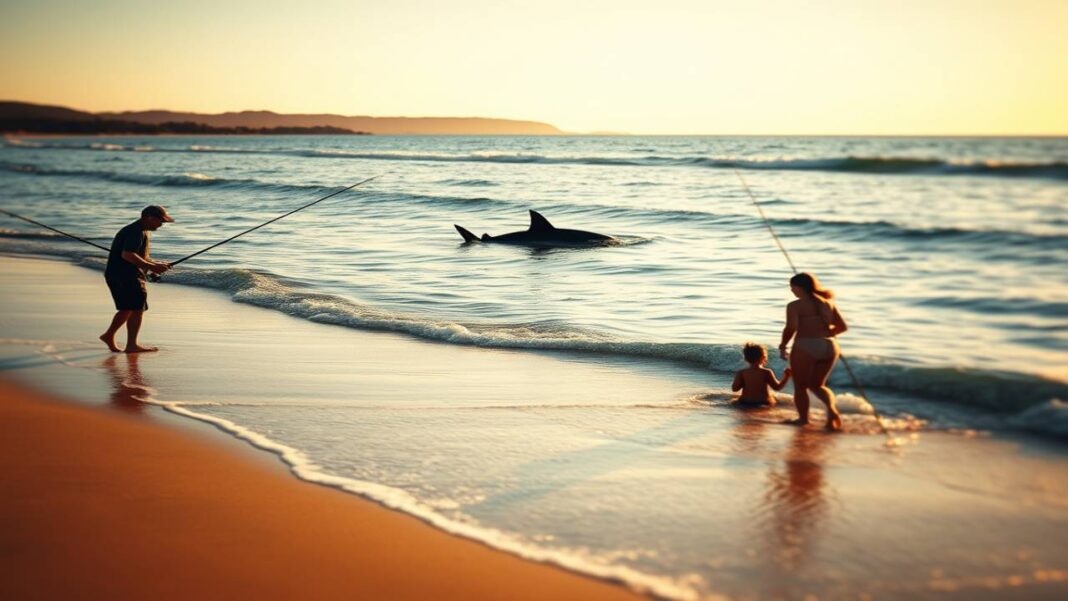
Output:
[
  {"xmin": 455, "ymin": 224, "xmax": 480, "ymax": 243},
  {"xmin": 528, "ymin": 210, "xmax": 555, "ymax": 232}
]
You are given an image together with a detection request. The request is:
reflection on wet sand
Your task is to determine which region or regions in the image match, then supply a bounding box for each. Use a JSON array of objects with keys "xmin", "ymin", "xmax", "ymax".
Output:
[
  {"xmin": 102, "ymin": 354, "xmax": 151, "ymax": 413},
  {"xmin": 764, "ymin": 429, "xmax": 834, "ymax": 576},
  {"xmin": 730, "ymin": 416, "xmax": 839, "ymax": 597}
]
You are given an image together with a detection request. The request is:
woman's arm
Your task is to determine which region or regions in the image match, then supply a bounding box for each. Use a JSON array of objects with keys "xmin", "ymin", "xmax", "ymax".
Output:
[
  {"xmin": 830, "ymin": 304, "xmax": 848, "ymax": 336},
  {"xmin": 779, "ymin": 304, "xmax": 797, "ymax": 359}
]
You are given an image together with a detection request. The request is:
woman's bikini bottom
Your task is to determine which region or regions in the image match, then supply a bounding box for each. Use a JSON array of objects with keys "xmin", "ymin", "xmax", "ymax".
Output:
[{"xmin": 792, "ymin": 337, "xmax": 839, "ymax": 361}]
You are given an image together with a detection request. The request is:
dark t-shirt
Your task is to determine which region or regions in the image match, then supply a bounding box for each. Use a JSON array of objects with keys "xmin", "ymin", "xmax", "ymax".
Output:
[{"xmin": 105, "ymin": 221, "xmax": 149, "ymax": 281}]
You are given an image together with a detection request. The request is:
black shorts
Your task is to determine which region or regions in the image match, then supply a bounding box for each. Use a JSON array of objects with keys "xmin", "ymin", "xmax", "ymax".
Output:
[{"xmin": 106, "ymin": 276, "xmax": 148, "ymax": 311}]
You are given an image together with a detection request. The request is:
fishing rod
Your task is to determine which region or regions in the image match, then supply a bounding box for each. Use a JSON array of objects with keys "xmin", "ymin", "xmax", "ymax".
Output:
[
  {"xmin": 733, "ymin": 169, "xmax": 894, "ymax": 441},
  {"xmin": 0, "ymin": 207, "xmax": 111, "ymax": 252},
  {"xmin": 162, "ymin": 174, "xmax": 384, "ymax": 277},
  {"xmin": 0, "ymin": 176, "xmax": 380, "ymax": 279}
]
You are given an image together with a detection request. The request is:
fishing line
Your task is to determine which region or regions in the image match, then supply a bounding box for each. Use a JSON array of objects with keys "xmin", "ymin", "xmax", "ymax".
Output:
[
  {"xmin": 1, "ymin": 176, "xmax": 380, "ymax": 280},
  {"xmin": 733, "ymin": 169, "xmax": 894, "ymax": 440},
  {"xmin": 0, "ymin": 207, "xmax": 110, "ymax": 252},
  {"xmin": 162, "ymin": 174, "xmax": 380, "ymax": 273}
]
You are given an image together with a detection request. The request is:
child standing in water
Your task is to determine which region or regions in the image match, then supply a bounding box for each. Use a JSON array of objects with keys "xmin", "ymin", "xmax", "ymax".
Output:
[{"xmin": 732, "ymin": 343, "xmax": 791, "ymax": 406}]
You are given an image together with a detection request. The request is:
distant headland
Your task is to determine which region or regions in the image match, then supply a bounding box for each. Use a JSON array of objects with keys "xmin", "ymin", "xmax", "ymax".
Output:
[{"xmin": 0, "ymin": 101, "xmax": 567, "ymax": 136}]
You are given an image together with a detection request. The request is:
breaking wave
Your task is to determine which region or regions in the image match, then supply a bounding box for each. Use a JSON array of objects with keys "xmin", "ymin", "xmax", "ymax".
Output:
[
  {"xmin": 119, "ymin": 262, "xmax": 1068, "ymax": 439},
  {"xmin": 5, "ymin": 137, "xmax": 1067, "ymax": 180}
]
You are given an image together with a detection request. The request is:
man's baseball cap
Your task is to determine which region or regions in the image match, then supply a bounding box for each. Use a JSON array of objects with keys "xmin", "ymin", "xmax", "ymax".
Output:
[{"xmin": 142, "ymin": 205, "xmax": 175, "ymax": 222}]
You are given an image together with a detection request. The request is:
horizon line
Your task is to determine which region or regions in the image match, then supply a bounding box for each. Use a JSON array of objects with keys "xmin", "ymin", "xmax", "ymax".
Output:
[{"xmin": 3, "ymin": 98, "xmax": 1066, "ymax": 138}]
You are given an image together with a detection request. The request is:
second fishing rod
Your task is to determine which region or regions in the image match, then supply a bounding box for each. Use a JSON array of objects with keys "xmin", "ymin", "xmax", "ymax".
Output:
[{"xmin": 1, "ymin": 175, "xmax": 380, "ymax": 281}]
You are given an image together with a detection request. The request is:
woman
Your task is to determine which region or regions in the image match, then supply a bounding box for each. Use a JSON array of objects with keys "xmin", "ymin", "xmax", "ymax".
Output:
[{"xmin": 778, "ymin": 273, "xmax": 848, "ymax": 430}]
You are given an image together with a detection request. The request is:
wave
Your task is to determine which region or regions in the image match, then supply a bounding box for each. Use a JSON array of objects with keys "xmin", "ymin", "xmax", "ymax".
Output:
[
  {"xmin": 6, "ymin": 137, "xmax": 1066, "ymax": 180},
  {"xmin": 289, "ymin": 151, "xmax": 1068, "ymax": 180},
  {"xmin": 436, "ymin": 178, "xmax": 499, "ymax": 187},
  {"xmin": 1, "ymin": 237, "xmax": 1064, "ymax": 439},
  {"xmin": 132, "ymin": 389, "xmax": 696, "ymax": 601},
  {"xmin": 915, "ymin": 294, "xmax": 1068, "ymax": 318},
  {"xmin": 0, "ymin": 161, "xmax": 323, "ymax": 194},
  {"xmin": 365, "ymin": 190, "xmax": 1067, "ymax": 254},
  {"xmin": 0, "ymin": 227, "xmax": 74, "ymax": 241},
  {"xmin": 3, "ymin": 159, "xmax": 1064, "ymax": 256},
  {"xmin": 139, "ymin": 264, "xmax": 1068, "ymax": 435},
  {"xmin": 693, "ymin": 156, "xmax": 1068, "ymax": 180},
  {"xmin": 769, "ymin": 216, "xmax": 1068, "ymax": 253}
]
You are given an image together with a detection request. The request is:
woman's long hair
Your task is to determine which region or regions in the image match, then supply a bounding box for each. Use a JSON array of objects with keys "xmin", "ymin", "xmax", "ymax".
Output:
[{"xmin": 790, "ymin": 272, "xmax": 834, "ymax": 300}]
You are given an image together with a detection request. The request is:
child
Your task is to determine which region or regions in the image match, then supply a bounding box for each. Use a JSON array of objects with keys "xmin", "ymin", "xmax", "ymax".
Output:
[{"xmin": 732, "ymin": 343, "xmax": 791, "ymax": 406}]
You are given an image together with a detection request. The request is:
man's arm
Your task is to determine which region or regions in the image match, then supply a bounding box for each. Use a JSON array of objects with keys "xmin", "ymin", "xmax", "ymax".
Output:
[{"xmin": 121, "ymin": 250, "xmax": 169, "ymax": 273}]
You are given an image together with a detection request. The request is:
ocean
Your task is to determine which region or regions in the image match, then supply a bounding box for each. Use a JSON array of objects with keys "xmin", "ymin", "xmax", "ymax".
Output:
[{"xmin": 1, "ymin": 134, "xmax": 1066, "ymax": 599}]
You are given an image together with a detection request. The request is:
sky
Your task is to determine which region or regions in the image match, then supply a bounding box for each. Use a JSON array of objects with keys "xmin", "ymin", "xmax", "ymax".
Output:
[{"xmin": 1, "ymin": 0, "xmax": 1065, "ymax": 135}]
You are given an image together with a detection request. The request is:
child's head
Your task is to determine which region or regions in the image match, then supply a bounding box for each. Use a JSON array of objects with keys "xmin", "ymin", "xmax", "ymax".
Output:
[{"xmin": 742, "ymin": 342, "xmax": 767, "ymax": 366}]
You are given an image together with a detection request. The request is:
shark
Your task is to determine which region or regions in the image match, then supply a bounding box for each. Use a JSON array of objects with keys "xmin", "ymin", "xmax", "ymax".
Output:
[{"xmin": 454, "ymin": 210, "xmax": 617, "ymax": 248}]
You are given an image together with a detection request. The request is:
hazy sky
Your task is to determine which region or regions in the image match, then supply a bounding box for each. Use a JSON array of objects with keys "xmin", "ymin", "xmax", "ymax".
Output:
[{"xmin": 1, "ymin": 0, "xmax": 1064, "ymax": 134}]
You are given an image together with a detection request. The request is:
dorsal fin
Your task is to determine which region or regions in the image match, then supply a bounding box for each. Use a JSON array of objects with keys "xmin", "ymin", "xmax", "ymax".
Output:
[
  {"xmin": 528, "ymin": 210, "xmax": 555, "ymax": 232},
  {"xmin": 454, "ymin": 224, "xmax": 479, "ymax": 243}
]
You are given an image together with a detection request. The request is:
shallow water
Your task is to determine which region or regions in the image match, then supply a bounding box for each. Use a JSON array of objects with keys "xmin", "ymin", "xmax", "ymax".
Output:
[
  {"xmin": 2, "ymin": 135, "xmax": 1067, "ymax": 599},
  {"xmin": 2, "ymin": 135, "xmax": 1065, "ymax": 420}
]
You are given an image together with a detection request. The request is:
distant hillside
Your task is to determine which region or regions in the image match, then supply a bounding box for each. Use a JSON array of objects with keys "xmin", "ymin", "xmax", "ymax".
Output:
[
  {"xmin": 0, "ymin": 101, "xmax": 564, "ymax": 135},
  {"xmin": 0, "ymin": 101, "xmax": 366, "ymax": 135},
  {"xmin": 0, "ymin": 101, "xmax": 97, "ymax": 122},
  {"xmin": 97, "ymin": 109, "xmax": 565, "ymax": 135}
]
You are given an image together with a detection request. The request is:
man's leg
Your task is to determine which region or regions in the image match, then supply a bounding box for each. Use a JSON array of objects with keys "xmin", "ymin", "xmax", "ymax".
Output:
[
  {"xmin": 100, "ymin": 310, "xmax": 131, "ymax": 352},
  {"xmin": 124, "ymin": 311, "xmax": 157, "ymax": 353}
]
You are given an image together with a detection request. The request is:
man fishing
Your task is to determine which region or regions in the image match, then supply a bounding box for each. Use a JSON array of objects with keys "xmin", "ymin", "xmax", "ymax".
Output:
[
  {"xmin": 1, "ymin": 177, "xmax": 376, "ymax": 351},
  {"xmin": 99, "ymin": 205, "xmax": 173, "ymax": 353}
]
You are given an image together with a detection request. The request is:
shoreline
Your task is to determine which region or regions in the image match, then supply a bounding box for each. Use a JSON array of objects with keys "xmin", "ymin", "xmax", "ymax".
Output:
[
  {"xmin": 0, "ymin": 255, "xmax": 656, "ymax": 599},
  {"xmin": 0, "ymin": 376, "xmax": 643, "ymax": 601},
  {"xmin": 3, "ymin": 250, "xmax": 1066, "ymax": 599},
  {"xmin": 0, "ymin": 254, "xmax": 690, "ymax": 599}
]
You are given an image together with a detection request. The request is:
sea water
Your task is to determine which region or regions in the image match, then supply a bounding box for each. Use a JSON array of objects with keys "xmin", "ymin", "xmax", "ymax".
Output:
[{"xmin": 1, "ymin": 135, "xmax": 1066, "ymax": 599}]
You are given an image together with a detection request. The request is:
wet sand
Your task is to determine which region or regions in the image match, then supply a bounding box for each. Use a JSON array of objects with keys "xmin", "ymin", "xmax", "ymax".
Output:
[
  {"xmin": 0, "ymin": 255, "xmax": 645, "ymax": 600},
  {"xmin": 2, "ymin": 254, "xmax": 1066, "ymax": 601}
]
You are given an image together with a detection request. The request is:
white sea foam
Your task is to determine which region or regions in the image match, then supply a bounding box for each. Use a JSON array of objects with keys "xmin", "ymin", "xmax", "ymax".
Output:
[{"xmin": 132, "ymin": 394, "xmax": 703, "ymax": 601}]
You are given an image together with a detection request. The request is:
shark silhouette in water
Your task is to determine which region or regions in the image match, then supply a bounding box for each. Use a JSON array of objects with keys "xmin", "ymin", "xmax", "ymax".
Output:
[{"xmin": 454, "ymin": 210, "xmax": 617, "ymax": 248}]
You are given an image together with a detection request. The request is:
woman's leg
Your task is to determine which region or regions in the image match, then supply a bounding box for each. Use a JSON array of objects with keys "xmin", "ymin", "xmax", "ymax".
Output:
[
  {"xmin": 789, "ymin": 349, "xmax": 815, "ymax": 425},
  {"xmin": 810, "ymin": 353, "xmax": 841, "ymax": 431}
]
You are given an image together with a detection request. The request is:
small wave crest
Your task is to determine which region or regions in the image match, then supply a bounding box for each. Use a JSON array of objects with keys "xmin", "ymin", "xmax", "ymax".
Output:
[
  {"xmin": 771, "ymin": 216, "xmax": 1068, "ymax": 253},
  {"xmin": 151, "ymin": 265, "xmax": 1068, "ymax": 435},
  {"xmin": 1, "ymin": 238, "xmax": 1062, "ymax": 440},
  {"xmin": 0, "ymin": 227, "xmax": 72, "ymax": 241},
  {"xmin": 436, "ymin": 178, "xmax": 499, "ymax": 187},
  {"xmin": 0, "ymin": 161, "xmax": 323, "ymax": 194},
  {"xmin": 6, "ymin": 137, "xmax": 1065, "ymax": 180},
  {"xmin": 695, "ymin": 156, "xmax": 1068, "ymax": 180}
]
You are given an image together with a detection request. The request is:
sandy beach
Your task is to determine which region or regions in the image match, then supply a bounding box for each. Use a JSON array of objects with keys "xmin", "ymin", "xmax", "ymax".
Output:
[
  {"xmin": 0, "ymin": 255, "xmax": 646, "ymax": 600},
  {"xmin": 2, "ymin": 254, "xmax": 1066, "ymax": 600}
]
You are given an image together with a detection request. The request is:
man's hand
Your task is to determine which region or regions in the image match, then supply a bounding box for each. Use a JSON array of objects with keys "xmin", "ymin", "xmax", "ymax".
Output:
[{"xmin": 148, "ymin": 262, "xmax": 170, "ymax": 274}]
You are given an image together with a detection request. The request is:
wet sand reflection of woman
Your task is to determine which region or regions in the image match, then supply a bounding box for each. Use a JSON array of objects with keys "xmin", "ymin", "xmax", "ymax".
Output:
[{"xmin": 764, "ymin": 429, "xmax": 834, "ymax": 583}]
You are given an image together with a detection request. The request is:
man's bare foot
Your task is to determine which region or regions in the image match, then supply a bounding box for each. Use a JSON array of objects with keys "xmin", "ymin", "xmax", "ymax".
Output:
[
  {"xmin": 784, "ymin": 418, "xmax": 809, "ymax": 426},
  {"xmin": 125, "ymin": 344, "xmax": 158, "ymax": 353},
  {"xmin": 99, "ymin": 333, "xmax": 121, "ymax": 353},
  {"xmin": 826, "ymin": 413, "xmax": 843, "ymax": 432}
]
